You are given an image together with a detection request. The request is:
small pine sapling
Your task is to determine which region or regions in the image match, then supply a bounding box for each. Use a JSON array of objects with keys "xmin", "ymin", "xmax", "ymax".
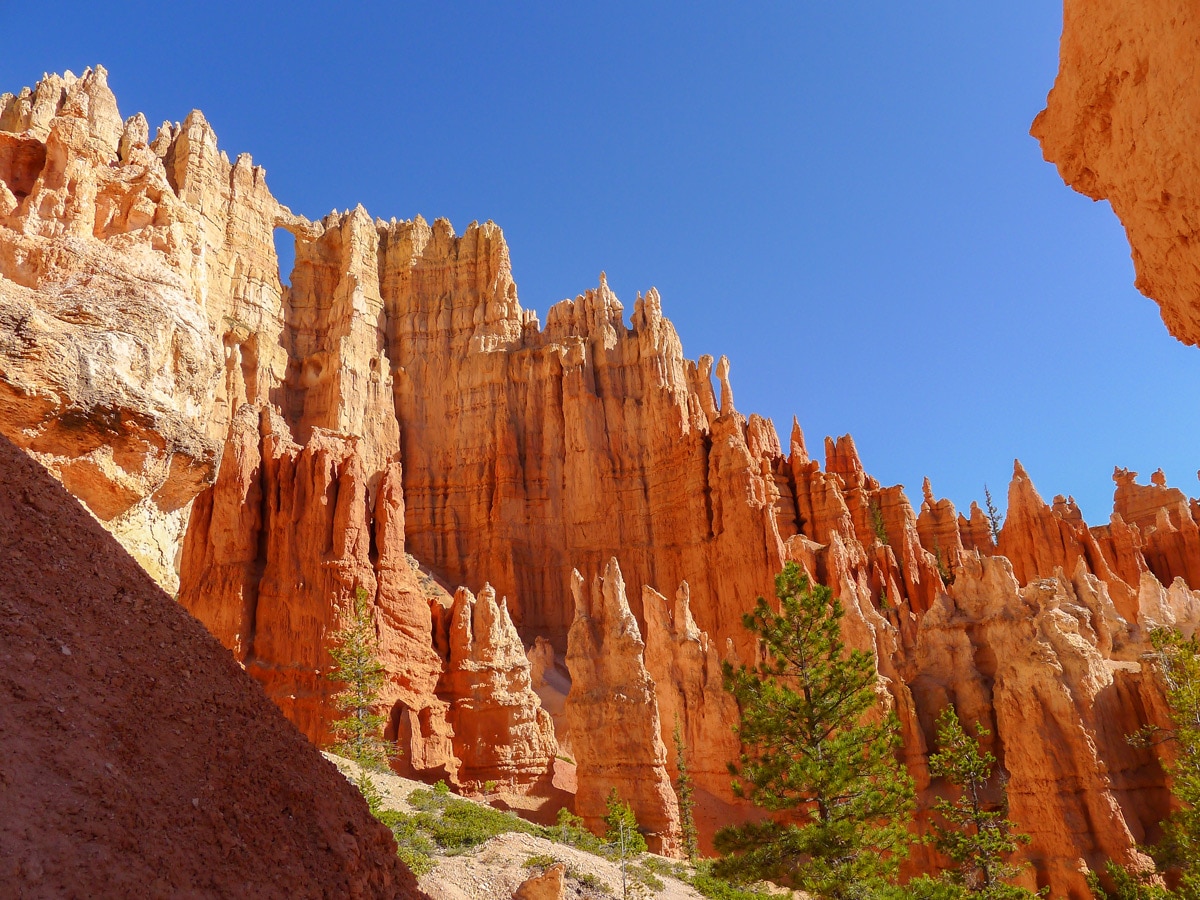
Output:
[
  {"xmin": 983, "ymin": 486, "xmax": 1003, "ymax": 545},
  {"xmin": 927, "ymin": 707, "xmax": 1040, "ymax": 898}
]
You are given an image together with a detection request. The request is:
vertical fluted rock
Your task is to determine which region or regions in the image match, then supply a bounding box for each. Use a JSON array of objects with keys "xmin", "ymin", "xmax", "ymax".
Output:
[
  {"xmin": 178, "ymin": 403, "xmax": 446, "ymax": 763},
  {"xmin": 641, "ymin": 581, "xmax": 740, "ymax": 805},
  {"xmin": 285, "ymin": 207, "xmax": 400, "ymax": 483},
  {"xmin": 564, "ymin": 559, "xmax": 681, "ymax": 855},
  {"xmin": 434, "ymin": 583, "xmax": 557, "ymax": 786}
]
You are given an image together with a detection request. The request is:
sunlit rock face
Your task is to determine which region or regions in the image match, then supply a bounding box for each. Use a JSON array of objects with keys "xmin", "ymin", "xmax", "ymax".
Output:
[
  {"xmin": 434, "ymin": 583, "xmax": 558, "ymax": 786},
  {"xmin": 5, "ymin": 68, "xmax": 1200, "ymax": 896},
  {"xmin": 565, "ymin": 559, "xmax": 682, "ymax": 857},
  {"xmin": 1033, "ymin": 0, "xmax": 1200, "ymax": 346}
]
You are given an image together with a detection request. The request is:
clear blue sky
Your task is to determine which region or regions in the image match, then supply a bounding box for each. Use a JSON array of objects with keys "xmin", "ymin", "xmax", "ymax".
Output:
[{"xmin": 5, "ymin": 1, "xmax": 1198, "ymax": 523}]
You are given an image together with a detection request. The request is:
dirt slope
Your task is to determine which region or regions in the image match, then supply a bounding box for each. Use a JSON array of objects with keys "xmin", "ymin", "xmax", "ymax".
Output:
[{"xmin": 0, "ymin": 434, "xmax": 424, "ymax": 899}]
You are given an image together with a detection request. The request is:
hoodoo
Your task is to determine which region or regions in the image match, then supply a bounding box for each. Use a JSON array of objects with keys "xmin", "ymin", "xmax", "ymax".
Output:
[{"xmin": 3, "ymin": 66, "xmax": 1200, "ymax": 897}]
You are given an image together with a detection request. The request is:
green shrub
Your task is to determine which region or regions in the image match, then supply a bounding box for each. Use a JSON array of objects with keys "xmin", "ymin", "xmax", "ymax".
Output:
[
  {"xmin": 628, "ymin": 862, "xmax": 665, "ymax": 891},
  {"xmin": 555, "ymin": 806, "xmax": 607, "ymax": 855},
  {"xmin": 405, "ymin": 786, "xmax": 544, "ymax": 854},
  {"xmin": 686, "ymin": 861, "xmax": 777, "ymax": 900},
  {"xmin": 374, "ymin": 808, "xmax": 436, "ymax": 876},
  {"xmin": 573, "ymin": 870, "xmax": 612, "ymax": 895},
  {"xmin": 524, "ymin": 853, "xmax": 558, "ymax": 869}
]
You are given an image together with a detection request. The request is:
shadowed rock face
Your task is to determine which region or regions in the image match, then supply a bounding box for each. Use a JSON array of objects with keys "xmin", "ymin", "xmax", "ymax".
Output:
[
  {"xmin": 1033, "ymin": 0, "xmax": 1200, "ymax": 346},
  {"xmin": 4, "ymin": 67, "xmax": 1200, "ymax": 896},
  {"xmin": 0, "ymin": 431, "xmax": 424, "ymax": 899}
]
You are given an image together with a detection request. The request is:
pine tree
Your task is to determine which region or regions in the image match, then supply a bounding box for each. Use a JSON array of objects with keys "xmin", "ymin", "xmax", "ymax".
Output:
[
  {"xmin": 983, "ymin": 486, "xmax": 1003, "ymax": 545},
  {"xmin": 926, "ymin": 707, "xmax": 1039, "ymax": 898},
  {"xmin": 604, "ymin": 788, "xmax": 649, "ymax": 855},
  {"xmin": 674, "ymin": 717, "xmax": 700, "ymax": 861},
  {"xmin": 1147, "ymin": 628, "xmax": 1200, "ymax": 897},
  {"xmin": 326, "ymin": 585, "xmax": 391, "ymax": 807},
  {"xmin": 715, "ymin": 562, "xmax": 915, "ymax": 897}
]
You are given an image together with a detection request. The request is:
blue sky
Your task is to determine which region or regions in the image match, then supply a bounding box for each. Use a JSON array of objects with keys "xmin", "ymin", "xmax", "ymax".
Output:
[{"xmin": 5, "ymin": 1, "xmax": 1197, "ymax": 523}]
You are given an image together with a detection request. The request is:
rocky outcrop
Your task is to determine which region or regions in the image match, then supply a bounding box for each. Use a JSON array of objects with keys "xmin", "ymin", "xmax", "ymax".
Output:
[
  {"xmin": 0, "ymin": 430, "xmax": 422, "ymax": 898},
  {"xmin": 176, "ymin": 402, "xmax": 460, "ymax": 778},
  {"xmin": 434, "ymin": 584, "xmax": 557, "ymax": 786},
  {"xmin": 512, "ymin": 863, "xmax": 566, "ymax": 900},
  {"xmin": 1032, "ymin": 0, "xmax": 1200, "ymax": 346},
  {"xmin": 641, "ymin": 581, "xmax": 740, "ymax": 803},
  {"xmin": 0, "ymin": 66, "xmax": 310, "ymax": 590},
  {"xmin": 6, "ymin": 68, "xmax": 1200, "ymax": 897},
  {"xmin": 565, "ymin": 559, "xmax": 682, "ymax": 856}
]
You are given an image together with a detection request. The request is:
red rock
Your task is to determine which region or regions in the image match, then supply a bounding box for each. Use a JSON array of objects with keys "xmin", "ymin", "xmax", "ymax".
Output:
[
  {"xmin": 434, "ymin": 584, "xmax": 557, "ymax": 786},
  {"xmin": 1033, "ymin": 0, "xmax": 1200, "ymax": 346},
  {"xmin": 7, "ymin": 69, "xmax": 1200, "ymax": 897},
  {"xmin": 564, "ymin": 559, "xmax": 682, "ymax": 855}
]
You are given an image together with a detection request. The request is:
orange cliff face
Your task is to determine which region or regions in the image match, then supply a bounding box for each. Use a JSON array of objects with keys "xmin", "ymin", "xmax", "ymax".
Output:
[
  {"xmin": 5, "ymin": 68, "xmax": 1200, "ymax": 897},
  {"xmin": 1033, "ymin": 0, "xmax": 1200, "ymax": 346}
]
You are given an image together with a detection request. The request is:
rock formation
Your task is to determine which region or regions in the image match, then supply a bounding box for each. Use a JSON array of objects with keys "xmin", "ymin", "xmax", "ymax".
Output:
[
  {"xmin": 1033, "ymin": 0, "xmax": 1200, "ymax": 346},
  {"xmin": 434, "ymin": 584, "xmax": 558, "ymax": 786},
  {"xmin": 176, "ymin": 403, "xmax": 454, "ymax": 772},
  {"xmin": 512, "ymin": 863, "xmax": 566, "ymax": 900},
  {"xmin": 0, "ymin": 430, "xmax": 422, "ymax": 898},
  {"xmin": 641, "ymin": 581, "xmax": 740, "ymax": 803},
  {"xmin": 565, "ymin": 559, "xmax": 682, "ymax": 856},
  {"xmin": 4, "ymin": 67, "xmax": 1200, "ymax": 896}
]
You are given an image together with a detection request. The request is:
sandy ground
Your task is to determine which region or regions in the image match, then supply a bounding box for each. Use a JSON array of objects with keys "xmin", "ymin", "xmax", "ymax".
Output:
[{"xmin": 324, "ymin": 754, "xmax": 778, "ymax": 899}]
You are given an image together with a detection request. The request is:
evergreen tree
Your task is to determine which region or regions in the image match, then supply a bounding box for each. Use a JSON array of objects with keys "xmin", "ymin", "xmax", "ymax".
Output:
[
  {"xmin": 926, "ymin": 707, "xmax": 1040, "ymax": 898},
  {"xmin": 983, "ymin": 486, "xmax": 1003, "ymax": 545},
  {"xmin": 676, "ymin": 720, "xmax": 700, "ymax": 859},
  {"xmin": 604, "ymin": 788, "xmax": 649, "ymax": 855},
  {"xmin": 1146, "ymin": 628, "xmax": 1200, "ymax": 898},
  {"xmin": 326, "ymin": 585, "xmax": 391, "ymax": 806},
  {"xmin": 715, "ymin": 562, "xmax": 915, "ymax": 897},
  {"xmin": 674, "ymin": 717, "xmax": 700, "ymax": 861}
]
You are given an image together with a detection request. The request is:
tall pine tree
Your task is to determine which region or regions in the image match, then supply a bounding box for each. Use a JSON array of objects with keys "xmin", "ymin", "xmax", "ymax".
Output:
[
  {"xmin": 715, "ymin": 562, "xmax": 915, "ymax": 897},
  {"xmin": 1095, "ymin": 627, "xmax": 1200, "ymax": 899},
  {"xmin": 674, "ymin": 717, "xmax": 700, "ymax": 860},
  {"xmin": 326, "ymin": 586, "xmax": 391, "ymax": 807}
]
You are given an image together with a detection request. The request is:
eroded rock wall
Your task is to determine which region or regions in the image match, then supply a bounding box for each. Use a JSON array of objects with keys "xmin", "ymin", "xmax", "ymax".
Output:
[{"xmin": 0, "ymin": 429, "xmax": 422, "ymax": 898}]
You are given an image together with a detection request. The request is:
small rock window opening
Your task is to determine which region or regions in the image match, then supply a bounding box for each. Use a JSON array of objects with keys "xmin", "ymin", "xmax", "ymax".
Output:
[{"xmin": 273, "ymin": 227, "xmax": 295, "ymax": 288}]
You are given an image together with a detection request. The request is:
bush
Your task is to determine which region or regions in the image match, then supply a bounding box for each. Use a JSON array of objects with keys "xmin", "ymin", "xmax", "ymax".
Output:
[
  {"xmin": 404, "ymin": 787, "xmax": 544, "ymax": 854},
  {"xmin": 686, "ymin": 861, "xmax": 777, "ymax": 900},
  {"xmin": 555, "ymin": 806, "xmax": 608, "ymax": 855},
  {"xmin": 374, "ymin": 808, "xmax": 437, "ymax": 876},
  {"xmin": 574, "ymin": 870, "xmax": 613, "ymax": 895}
]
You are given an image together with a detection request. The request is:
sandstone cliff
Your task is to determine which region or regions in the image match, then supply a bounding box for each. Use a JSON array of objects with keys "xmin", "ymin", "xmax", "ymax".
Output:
[
  {"xmin": 434, "ymin": 584, "xmax": 558, "ymax": 787},
  {"xmin": 1033, "ymin": 0, "xmax": 1200, "ymax": 346},
  {"xmin": 565, "ymin": 559, "xmax": 682, "ymax": 856},
  {"xmin": 4, "ymin": 68, "xmax": 1200, "ymax": 897}
]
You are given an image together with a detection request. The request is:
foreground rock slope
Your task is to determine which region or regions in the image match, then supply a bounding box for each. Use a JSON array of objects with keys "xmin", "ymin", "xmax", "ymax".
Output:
[
  {"xmin": 4, "ymin": 67, "xmax": 1200, "ymax": 897},
  {"xmin": 0, "ymin": 432, "xmax": 424, "ymax": 898}
]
